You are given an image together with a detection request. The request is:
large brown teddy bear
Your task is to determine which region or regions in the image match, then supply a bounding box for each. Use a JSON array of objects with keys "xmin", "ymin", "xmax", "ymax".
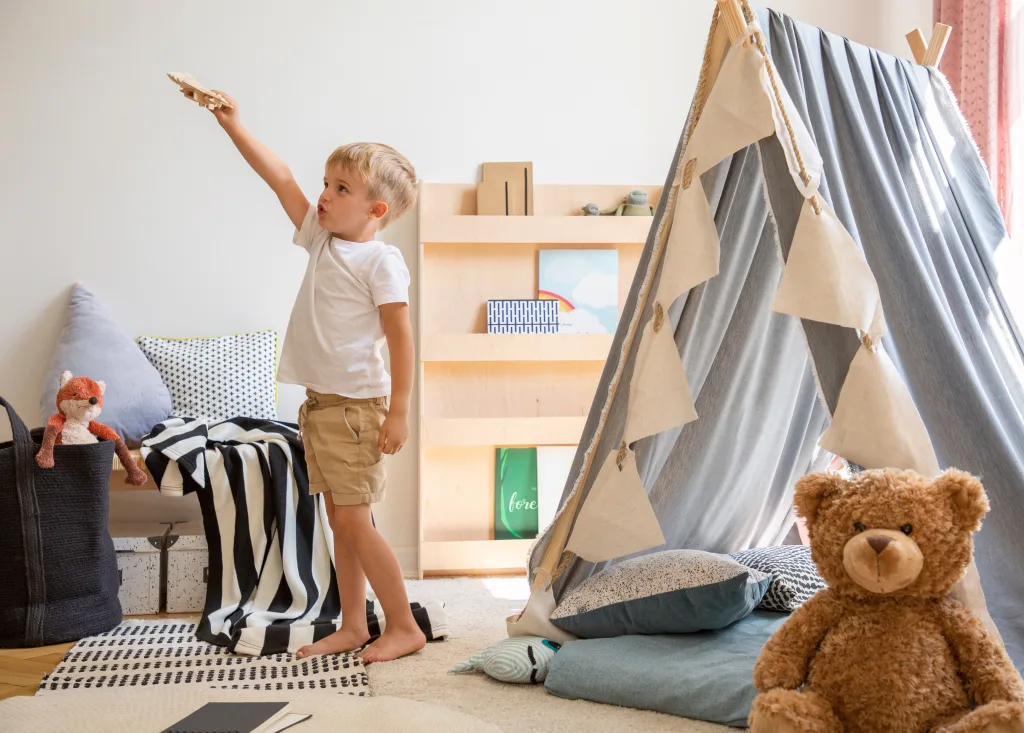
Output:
[{"xmin": 749, "ymin": 468, "xmax": 1024, "ymax": 733}]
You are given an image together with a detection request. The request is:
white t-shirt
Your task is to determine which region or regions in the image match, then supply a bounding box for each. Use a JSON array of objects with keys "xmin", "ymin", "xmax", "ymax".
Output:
[{"xmin": 277, "ymin": 205, "xmax": 410, "ymax": 398}]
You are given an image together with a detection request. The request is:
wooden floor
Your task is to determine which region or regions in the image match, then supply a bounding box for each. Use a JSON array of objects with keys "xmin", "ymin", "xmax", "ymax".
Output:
[{"xmin": 0, "ymin": 613, "xmax": 200, "ymax": 701}]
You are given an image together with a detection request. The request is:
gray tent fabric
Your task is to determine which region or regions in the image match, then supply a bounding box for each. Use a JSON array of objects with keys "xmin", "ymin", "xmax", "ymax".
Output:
[{"xmin": 528, "ymin": 6, "xmax": 1024, "ymax": 668}]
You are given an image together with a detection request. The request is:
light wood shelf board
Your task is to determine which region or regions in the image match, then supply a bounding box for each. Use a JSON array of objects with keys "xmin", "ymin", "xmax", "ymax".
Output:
[
  {"xmin": 422, "ymin": 333, "xmax": 613, "ymax": 362},
  {"xmin": 421, "ymin": 539, "xmax": 534, "ymax": 574},
  {"xmin": 422, "ymin": 446, "xmax": 495, "ymax": 542},
  {"xmin": 422, "ymin": 416, "xmax": 587, "ymax": 447},
  {"xmin": 421, "ymin": 214, "xmax": 653, "ymax": 245},
  {"xmin": 423, "ymin": 361, "xmax": 602, "ymax": 419}
]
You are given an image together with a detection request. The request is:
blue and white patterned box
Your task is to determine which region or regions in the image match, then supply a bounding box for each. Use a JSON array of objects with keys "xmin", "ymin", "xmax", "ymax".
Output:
[{"xmin": 487, "ymin": 299, "xmax": 559, "ymax": 334}]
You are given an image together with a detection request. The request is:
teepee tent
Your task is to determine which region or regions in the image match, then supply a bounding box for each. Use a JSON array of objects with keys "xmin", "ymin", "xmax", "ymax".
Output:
[{"xmin": 512, "ymin": 0, "xmax": 1024, "ymax": 668}]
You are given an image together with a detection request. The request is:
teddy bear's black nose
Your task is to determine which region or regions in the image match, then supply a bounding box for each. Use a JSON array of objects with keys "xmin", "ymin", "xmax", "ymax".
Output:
[
  {"xmin": 867, "ymin": 536, "xmax": 892, "ymax": 555},
  {"xmin": 89, "ymin": 397, "xmax": 98, "ymax": 405}
]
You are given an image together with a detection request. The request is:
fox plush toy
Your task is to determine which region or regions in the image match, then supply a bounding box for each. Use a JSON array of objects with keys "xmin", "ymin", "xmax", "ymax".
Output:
[{"xmin": 35, "ymin": 370, "xmax": 148, "ymax": 486}]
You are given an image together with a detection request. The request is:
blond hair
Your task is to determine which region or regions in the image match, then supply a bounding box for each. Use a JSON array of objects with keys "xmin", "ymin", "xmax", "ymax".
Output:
[{"xmin": 325, "ymin": 142, "xmax": 417, "ymax": 228}]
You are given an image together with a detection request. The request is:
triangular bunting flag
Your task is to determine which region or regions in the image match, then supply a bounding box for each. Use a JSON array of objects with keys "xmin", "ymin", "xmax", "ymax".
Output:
[
  {"xmin": 819, "ymin": 344, "xmax": 940, "ymax": 476},
  {"xmin": 684, "ymin": 36, "xmax": 776, "ymax": 179},
  {"xmin": 623, "ymin": 319, "xmax": 698, "ymax": 446},
  {"xmin": 772, "ymin": 199, "xmax": 882, "ymax": 333},
  {"xmin": 565, "ymin": 450, "xmax": 665, "ymax": 562},
  {"xmin": 656, "ymin": 179, "xmax": 720, "ymax": 308}
]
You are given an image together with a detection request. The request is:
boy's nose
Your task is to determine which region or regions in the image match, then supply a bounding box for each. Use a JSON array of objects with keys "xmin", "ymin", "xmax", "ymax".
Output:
[{"xmin": 89, "ymin": 397, "xmax": 98, "ymax": 405}]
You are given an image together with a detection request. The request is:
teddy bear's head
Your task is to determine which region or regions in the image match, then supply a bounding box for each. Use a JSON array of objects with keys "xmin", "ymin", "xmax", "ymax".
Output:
[{"xmin": 794, "ymin": 468, "xmax": 988, "ymax": 599}]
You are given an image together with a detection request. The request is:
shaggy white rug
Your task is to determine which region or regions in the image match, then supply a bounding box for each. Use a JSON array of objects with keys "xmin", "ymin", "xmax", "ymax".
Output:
[{"xmin": 370, "ymin": 577, "xmax": 730, "ymax": 733}]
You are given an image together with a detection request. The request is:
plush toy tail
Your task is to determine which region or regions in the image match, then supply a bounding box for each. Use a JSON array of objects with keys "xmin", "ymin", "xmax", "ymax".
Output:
[{"xmin": 448, "ymin": 660, "xmax": 475, "ymax": 674}]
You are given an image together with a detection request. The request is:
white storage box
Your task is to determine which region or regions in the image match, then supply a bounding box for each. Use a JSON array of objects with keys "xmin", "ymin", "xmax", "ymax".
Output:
[
  {"xmin": 109, "ymin": 523, "xmax": 169, "ymax": 615},
  {"xmin": 166, "ymin": 521, "xmax": 209, "ymax": 614}
]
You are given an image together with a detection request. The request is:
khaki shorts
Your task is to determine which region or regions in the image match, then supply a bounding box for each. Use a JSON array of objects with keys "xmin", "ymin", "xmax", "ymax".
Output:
[{"xmin": 297, "ymin": 390, "xmax": 388, "ymax": 505}]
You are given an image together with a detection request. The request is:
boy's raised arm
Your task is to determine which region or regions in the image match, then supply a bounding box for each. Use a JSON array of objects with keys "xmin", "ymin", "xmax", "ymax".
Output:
[{"xmin": 210, "ymin": 91, "xmax": 309, "ymax": 231}]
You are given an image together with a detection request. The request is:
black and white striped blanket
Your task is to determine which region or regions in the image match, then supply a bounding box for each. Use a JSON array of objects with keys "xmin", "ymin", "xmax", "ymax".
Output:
[{"xmin": 140, "ymin": 417, "xmax": 448, "ymax": 656}]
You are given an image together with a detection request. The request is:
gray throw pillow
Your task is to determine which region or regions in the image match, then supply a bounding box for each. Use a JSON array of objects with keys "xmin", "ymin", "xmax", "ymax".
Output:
[
  {"xmin": 39, "ymin": 283, "xmax": 172, "ymax": 447},
  {"xmin": 550, "ymin": 550, "xmax": 771, "ymax": 639}
]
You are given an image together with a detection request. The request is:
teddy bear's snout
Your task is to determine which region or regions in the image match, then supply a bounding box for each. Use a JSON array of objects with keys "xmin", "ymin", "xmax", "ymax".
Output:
[{"xmin": 867, "ymin": 535, "xmax": 892, "ymax": 555}]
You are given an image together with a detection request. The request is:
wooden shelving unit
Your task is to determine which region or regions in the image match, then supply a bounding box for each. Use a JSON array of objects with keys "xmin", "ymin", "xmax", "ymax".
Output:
[{"xmin": 415, "ymin": 182, "xmax": 659, "ymax": 577}]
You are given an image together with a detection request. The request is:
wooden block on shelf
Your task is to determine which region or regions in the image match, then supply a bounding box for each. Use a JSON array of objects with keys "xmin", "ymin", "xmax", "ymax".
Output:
[
  {"xmin": 479, "ymin": 161, "xmax": 534, "ymax": 215},
  {"xmin": 477, "ymin": 179, "xmax": 525, "ymax": 216}
]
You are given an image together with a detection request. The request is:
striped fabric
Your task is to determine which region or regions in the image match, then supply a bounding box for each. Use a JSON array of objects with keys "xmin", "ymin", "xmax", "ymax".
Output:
[{"xmin": 140, "ymin": 417, "xmax": 448, "ymax": 656}]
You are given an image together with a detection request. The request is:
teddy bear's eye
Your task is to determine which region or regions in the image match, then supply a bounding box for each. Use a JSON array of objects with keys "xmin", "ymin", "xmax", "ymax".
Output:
[
  {"xmin": 853, "ymin": 522, "xmax": 866, "ymax": 533},
  {"xmin": 900, "ymin": 524, "xmax": 913, "ymax": 536}
]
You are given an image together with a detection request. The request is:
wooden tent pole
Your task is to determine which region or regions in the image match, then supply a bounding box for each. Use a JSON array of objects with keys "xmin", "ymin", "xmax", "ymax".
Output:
[
  {"xmin": 922, "ymin": 23, "xmax": 952, "ymax": 67},
  {"xmin": 906, "ymin": 28, "xmax": 927, "ymax": 64},
  {"xmin": 717, "ymin": 0, "xmax": 746, "ymax": 43}
]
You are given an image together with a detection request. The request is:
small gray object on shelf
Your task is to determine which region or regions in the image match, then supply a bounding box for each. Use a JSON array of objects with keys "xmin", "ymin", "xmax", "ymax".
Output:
[
  {"xmin": 600, "ymin": 189, "xmax": 655, "ymax": 216},
  {"xmin": 580, "ymin": 203, "xmax": 601, "ymax": 216}
]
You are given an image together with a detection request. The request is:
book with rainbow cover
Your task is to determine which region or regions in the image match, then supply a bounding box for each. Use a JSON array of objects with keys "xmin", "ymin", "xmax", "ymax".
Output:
[{"xmin": 537, "ymin": 250, "xmax": 618, "ymax": 333}]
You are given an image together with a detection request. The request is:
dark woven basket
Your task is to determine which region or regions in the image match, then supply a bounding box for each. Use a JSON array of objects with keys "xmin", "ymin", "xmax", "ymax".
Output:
[{"xmin": 0, "ymin": 397, "xmax": 122, "ymax": 648}]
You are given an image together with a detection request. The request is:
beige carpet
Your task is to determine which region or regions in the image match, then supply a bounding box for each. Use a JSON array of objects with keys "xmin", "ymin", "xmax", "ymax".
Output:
[
  {"xmin": 370, "ymin": 577, "xmax": 730, "ymax": 732},
  {"xmin": 0, "ymin": 687, "xmax": 502, "ymax": 731}
]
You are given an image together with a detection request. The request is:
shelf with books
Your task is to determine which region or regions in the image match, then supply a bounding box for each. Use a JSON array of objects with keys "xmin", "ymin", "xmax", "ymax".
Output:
[{"xmin": 414, "ymin": 182, "xmax": 653, "ymax": 577}]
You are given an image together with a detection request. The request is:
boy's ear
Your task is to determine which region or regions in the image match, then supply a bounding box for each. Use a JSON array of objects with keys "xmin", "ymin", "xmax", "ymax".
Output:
[
  {"xmin": 793, "ymin": 472, "xmax": 844, "ymax": 527},
  {"xmin": 370, "ymin": 200, "xmax": 389, "ymax": 221}
]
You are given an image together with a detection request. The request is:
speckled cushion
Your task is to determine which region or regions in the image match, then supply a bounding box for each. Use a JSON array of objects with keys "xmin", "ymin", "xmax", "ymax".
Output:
[{"xmin": 550, "ymin": 550, "xmax": 771, "ymax": 639}]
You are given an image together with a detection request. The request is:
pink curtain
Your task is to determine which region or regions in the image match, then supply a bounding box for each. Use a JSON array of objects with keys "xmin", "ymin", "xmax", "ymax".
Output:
[{"xmin": 935, "ymin": 0, "xmax": 1017, "ymax": 233}]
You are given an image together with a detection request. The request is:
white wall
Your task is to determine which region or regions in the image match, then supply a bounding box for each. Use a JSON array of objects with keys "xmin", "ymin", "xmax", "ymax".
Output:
[{"xmin": 1, "ymin": 0, "xmax": 891, "ymax": 574}]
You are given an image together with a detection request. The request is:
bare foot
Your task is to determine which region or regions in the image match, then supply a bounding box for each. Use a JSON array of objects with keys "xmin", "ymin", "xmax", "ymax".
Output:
[
  {"xmin": 358, "ymin": 626, "xmax": 426, "ymax": 664},
  {"xmin": 294, "ymin": 627, "xmax": 370, "ymax": 659}
]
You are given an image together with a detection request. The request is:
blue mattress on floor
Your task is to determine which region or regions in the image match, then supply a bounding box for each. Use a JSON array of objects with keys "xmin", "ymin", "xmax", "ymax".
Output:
[{"xmin": 544, "ymin": 611, "xmax": 786, "ymax": 727}]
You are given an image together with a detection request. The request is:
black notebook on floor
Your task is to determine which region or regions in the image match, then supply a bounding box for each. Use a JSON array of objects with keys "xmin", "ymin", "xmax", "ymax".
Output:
[{"xmin": 159, "ymin": 702, "xmax": 311, "ymax": 733}]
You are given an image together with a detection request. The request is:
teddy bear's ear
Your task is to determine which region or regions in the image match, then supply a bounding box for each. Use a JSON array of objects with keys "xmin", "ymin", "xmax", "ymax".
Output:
[
  {"xmin": 96, "ymin": 380, "xmax": 106, "ymax": 396},
  {"xmin": 59, "ymin": 370, "xmax": 73, "ymax": 388},
  {"xmin": 793, "ymin": 472, "xmax": 844, "ymax": 525},
  {"xmin": 934, "ymin": 469, "xmax": 989, "ymax": 531}
]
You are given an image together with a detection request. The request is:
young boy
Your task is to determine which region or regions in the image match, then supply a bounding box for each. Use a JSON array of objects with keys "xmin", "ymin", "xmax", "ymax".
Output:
[{"xmin": 209, "ymin": 92, "xmax": 424, "ymax": 663}]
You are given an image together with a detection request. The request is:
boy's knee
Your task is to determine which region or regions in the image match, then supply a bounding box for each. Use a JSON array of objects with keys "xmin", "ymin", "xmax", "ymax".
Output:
[{"xmin": 332, "ymin": 504, "xmax": 372, "ymax": 537}]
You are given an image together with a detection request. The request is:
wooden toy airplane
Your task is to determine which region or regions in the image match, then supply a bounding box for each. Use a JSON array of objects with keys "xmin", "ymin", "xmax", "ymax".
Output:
[{"xmin": 166, "ymin": 72, "xmax": 233, "ymax": 110}]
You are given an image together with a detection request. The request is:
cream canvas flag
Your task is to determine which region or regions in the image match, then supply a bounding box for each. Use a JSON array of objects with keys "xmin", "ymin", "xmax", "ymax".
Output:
[
  {"xmin": 623, "ymin": 320, "xmax": 698, "ymax": 446},
  {"xmin": 772, "ymin": 199, "xmax": 883, "ymax": 334},
  {"xmin": 684, "ymin": 37, "xmax": 776, "ymax": 179},
  {"xmin": 564, "ymin": 450, "xmax": 665, "ymax": 562},
  {"xmin": 657, "ymin": 179, "xmax": 721, "ymax": 309},
  {"xmin": 819, "ymin": 344, "xmax": 940, "ymax": 476}
]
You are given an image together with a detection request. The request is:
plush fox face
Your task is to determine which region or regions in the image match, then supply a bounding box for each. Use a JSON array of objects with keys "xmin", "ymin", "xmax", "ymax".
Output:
[{"xmin": 56, "ymin": 370, "xmax": 106, "ymax": 423}]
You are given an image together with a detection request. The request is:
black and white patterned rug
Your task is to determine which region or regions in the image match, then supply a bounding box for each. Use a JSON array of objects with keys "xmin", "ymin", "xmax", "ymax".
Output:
[{"xmin": 37, "ymin": 621, "xmax": 369, "ymax": 696}]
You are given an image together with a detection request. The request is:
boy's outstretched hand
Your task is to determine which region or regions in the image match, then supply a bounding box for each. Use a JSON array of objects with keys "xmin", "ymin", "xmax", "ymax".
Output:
[
  {"xmin": 209, "ymin": 90, "xmax": 239, "ymax": 128},
  {"xmin": 379, "ymin": 411, "xmax": 409, "ymax": 455}
]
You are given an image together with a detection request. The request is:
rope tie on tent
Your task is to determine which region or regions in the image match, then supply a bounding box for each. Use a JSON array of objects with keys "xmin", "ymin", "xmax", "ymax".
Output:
[
  {"xmin": 546, "ymin": 551, "xmax": 574, "ymax": 590},
  {"xmin": 859, "ymin": 331, "xmax": 877, "ymax": 352},
  {"xmin": 616, "ymin": 440, "xmax": 628, "ymax": 471},
  {"xmin": 682, "ymin": 158, "xmax": 697, "ymax": 189},
  {"xmin": 652, "ymin": 302, "xmax": 666, "ymax": 333},
  {"xmin": 739, "ymin": 0, "xmax": 821, "ymax": 216}
]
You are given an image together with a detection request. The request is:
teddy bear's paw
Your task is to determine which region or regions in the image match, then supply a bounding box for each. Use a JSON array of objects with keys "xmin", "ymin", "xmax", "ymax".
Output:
[
  {"xmin": 948, "ymin": 702, "xmax": 1024, "ymax": 733},
  {"xmin": 750, "ymin": 690, "xmax": 842, "ymax": 733},
  {"xmin": 749, "ymin": 711, "xmax": 803, "ymax": 733},
  {"xmin": 35, "ymin": 453, "xmax": 54, "ymax": 469}
]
